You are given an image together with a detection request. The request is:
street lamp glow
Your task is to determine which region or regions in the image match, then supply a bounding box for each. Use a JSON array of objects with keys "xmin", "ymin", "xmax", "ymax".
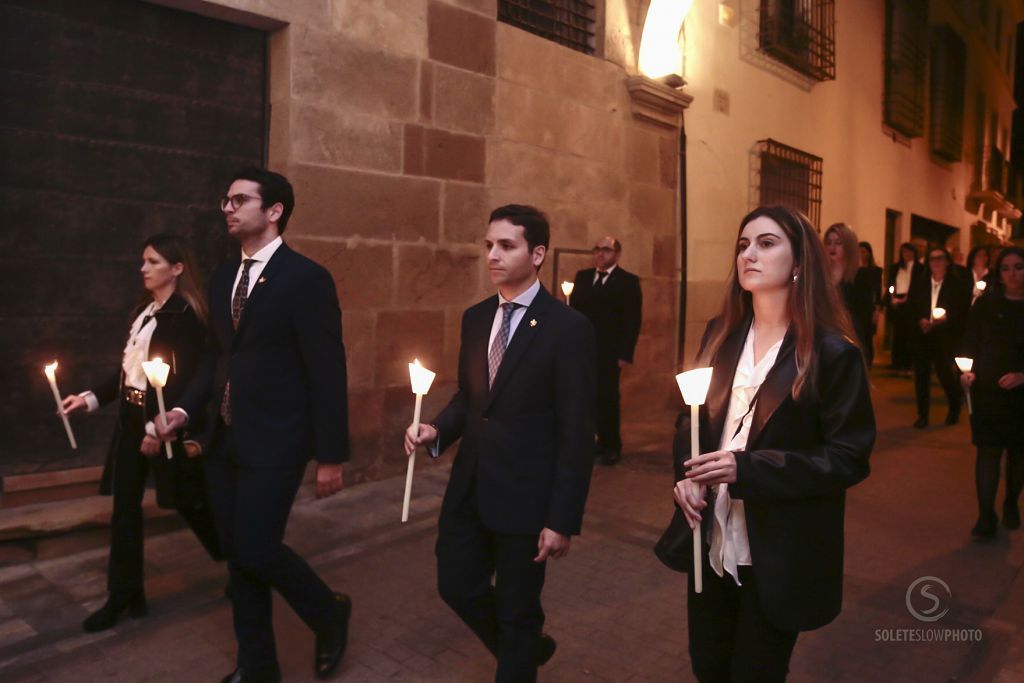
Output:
[{"xmin": 638, "ymin": 0, "xmax": 693, "ymax": 79}]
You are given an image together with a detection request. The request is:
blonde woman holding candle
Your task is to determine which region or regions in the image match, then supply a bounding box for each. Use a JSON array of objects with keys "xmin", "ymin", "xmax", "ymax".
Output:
[
  {"xmin": 670, "ymin": 206, "xmax": 875, "ymax": 682},
  {"xmin": 62, "ymin": 233, "xmax": 222, "ymax": 633}
]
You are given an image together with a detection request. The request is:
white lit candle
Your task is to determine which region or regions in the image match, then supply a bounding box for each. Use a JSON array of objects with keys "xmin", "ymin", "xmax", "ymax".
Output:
[
  {"xmin": 141, "ymin": 357, "xmax": 173, "ymax": 459},
  {"xmin": 561, "ymin": 281, "xmax": 574, "ymax": 307},
  {"xmin": 888, "ymin": 285, "xmax": 895, "ymax": 295},
  {"xmin": 43, "ymin": 362, "xmax": 77, "ymax": 449},
  {"xmin": 954, "ymin": 356, "xmax": 974, "ymax": 415},
  {"xmin": 975, "ymin": 280, "xmax": 987, "ymax": 292},
  {"xmin": 932, "ymin": 307, "xmax": 946, "ymax": 321},
  {"xmin": 675, "ymin": 366, "xmax": 714, "ymax": 594},
  {"xmin": 403, "ymin": 359, "xmax": 436, "ymax": 522}
]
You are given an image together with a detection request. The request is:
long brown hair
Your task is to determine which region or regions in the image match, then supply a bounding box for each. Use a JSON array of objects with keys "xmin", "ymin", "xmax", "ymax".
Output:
[
  {"xmin": 141, "ymin": 233, "xmax": 208, "ymax": 324},
  {"xmin": 824, "ymin": 222, "xmax": 860, "ymax": 283},
  {"xmin": 699, "ymin": 206, "xmax": 858, "ymax": 399}
]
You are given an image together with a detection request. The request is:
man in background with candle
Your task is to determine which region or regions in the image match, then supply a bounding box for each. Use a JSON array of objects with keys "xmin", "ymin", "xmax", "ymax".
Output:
[
  {"xmin": 569, "ymin": 236, "xmax": 642, "ymax": 466},
  {"xmin": 404, "ymin": 205, "xmax": 596, "ymax": 682},
  {"xmin": 907, "ymin": 246, "xmax": 971, "ymax": 429},
  {"xmin": 157, "ymin": 168, "xmax": 351, "ymax": 683}
]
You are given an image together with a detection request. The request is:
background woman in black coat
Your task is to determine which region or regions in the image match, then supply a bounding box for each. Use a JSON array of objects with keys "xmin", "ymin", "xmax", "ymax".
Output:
[
  {"xmin": 671, "ymin": 206, "xmax": 874, "ymax": 682},
  {"xmin": 63, "ymin": 234, "xmax": 221, "ymax": 632},
  {"xmin": 824, "ymin": 223, "xmax": 875, "ymax": 363},
  {"xmin": 959, "ymin": 246, "xmax": 1024, "ymax": 538},
  {"xmin": 886, "ymin": 243, "xmax": 923, "ymax": 374},
  {"xmin": 858, "ymin": 240, "xmax": 884, "ymax": 365}
]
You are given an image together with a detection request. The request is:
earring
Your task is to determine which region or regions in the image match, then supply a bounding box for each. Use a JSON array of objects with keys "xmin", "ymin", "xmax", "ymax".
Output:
[{"xmin": 792, "ymin": 273, "xmax": 799, "ymax": 284}]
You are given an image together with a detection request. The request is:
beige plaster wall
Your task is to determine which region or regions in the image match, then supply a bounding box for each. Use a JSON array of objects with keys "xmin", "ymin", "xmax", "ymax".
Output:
[{"xmin": 680, "ymin": 0, "xmax": 1021, "ymax": 361}]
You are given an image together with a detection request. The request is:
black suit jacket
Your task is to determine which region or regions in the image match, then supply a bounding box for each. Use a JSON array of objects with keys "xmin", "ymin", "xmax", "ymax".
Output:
[
  {"xmin": 179, "ymin": 242, "xmax": 349, "ymax": 468},
  {"xmin": 432, "ymin": 285, "xmax": 596, "ymax": 536},
  {"xmin": 570, "ymin": 266, "xmax": 642, "ymax": 363},
  {"xmin": 906, "ymin": 270, "xmax": 971, "ymax": 353},
  {"xmin": 672, "ymin": 318, "xmax": 874, "ymax": 632},
  {"xmin": 884, "ymin": 261, "xmax": 924, "ymax": 308}
]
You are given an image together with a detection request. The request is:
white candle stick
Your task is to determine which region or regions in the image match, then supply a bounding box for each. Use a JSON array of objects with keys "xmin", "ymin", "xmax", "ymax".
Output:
[
  {"xmin": 561, "ymin": 281, "xmax": 574, "ymax": 307},
  {"xmin": 954, "ymin": 357, "xmax": 974, "ymax": 415},
  {"xmin": 403, "ymin": 359, "xmax": 436, "ymax": 522},
  {"xmin": 675, "ymin": 366, "xmax": 714, "ymax": 594},
  {"xmin": 141, "ymin": 358, "xmax": 173, "ymax": 459},
  {"xmin": 43, "ymin": 362, "xmax": 77, "ymax": 449}
]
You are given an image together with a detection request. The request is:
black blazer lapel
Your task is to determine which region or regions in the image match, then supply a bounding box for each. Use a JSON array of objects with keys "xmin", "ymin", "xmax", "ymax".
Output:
[
  {"xmin": 747, "ymin": 330, "xmax": 797, "ymax": 447},
  {"xmin": 234, "ymin": 243, "xmax": 292, "ymax": 338},
  {"xmin": 705, "ymin": 319, "xmax": 749, "ymax": 449},
  {"xmin": 485, "ymin": 286, "xmax": 553, "ymax": 406}
]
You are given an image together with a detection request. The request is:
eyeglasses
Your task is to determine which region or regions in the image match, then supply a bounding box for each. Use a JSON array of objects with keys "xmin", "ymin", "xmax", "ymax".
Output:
[
  {"xmin": 219, "ymin": 193, "xmax": 262, "ymax": 211},
  {"xmin": 928, "ymin": 255, "xmax": 947, "ymax": 262},
  {"xmin": 592, "ymin": 246, "xmax": 616, "ymax": 254}
]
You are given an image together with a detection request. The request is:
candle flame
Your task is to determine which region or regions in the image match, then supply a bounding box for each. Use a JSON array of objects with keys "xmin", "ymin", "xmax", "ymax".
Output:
[
  {"xmin": 976, "ymin": 280, "xmax": 987, "ymax": 291},
  {"xmin": 409, "ymin": 359, "xmax": 436, "ymax": 395},
  {"xmin": 44, "ymin": 361, "xmax": 58, "ymax": 379},
  {"xmin": 560, "ymin": 281, "xmax": 574, "ymax": 297},
  {"xmin": 954, "ymin": 356, "xmax": 974, "ymax": 373},
  {"xmin": 676, "ymin": 367, "xmax": 713, "ymax": 406},
  {"xmin": 888, "ymin": 286, "xmax": 894, "ymax": 294},
  {"xmin": 932, "ymin": 307, "xmax": 946, "ymax": 320}
]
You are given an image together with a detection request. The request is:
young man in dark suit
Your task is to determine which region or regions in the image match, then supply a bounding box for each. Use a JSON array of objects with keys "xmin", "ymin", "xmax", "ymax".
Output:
[
  {"xmin": 570, "ymin": 236, "xmax": 642, "ymax": 465},
  {"xmin": 158, "ymin": 168, "xmax": 350, "ymax": 683},
  {"xmin": 405, "ymin": 205, "xmax": 596, "ymax": 682}
]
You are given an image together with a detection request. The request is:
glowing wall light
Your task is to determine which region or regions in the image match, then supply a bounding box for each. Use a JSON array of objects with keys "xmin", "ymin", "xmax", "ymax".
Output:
[{"xmin": 638, "ymin": 0, "xmax": 693, "ymax": 80}]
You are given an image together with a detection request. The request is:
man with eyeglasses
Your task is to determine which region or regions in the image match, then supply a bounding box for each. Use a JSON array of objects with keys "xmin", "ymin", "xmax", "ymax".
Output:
[
  {"xmin": 570, "ymin": 236, "xmax": 642, "ymax": 465},
  {"xmin": 158, "ymin": 167, "xmax": 351, "ymax": 683}
]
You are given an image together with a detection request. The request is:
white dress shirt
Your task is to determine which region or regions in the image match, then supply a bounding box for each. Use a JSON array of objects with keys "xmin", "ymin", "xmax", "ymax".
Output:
[
  {"xmin": 593, "ymin": 263, "xmax": 617, "ymax": 286},
  {"xmin": 232, "ymin": 235, "xmax": 283, "ymax": 299},
  {"xmin": 709, "ymin": 326, "xmax": 783, "ymax": 586},
  {"xmin": 487, "ymin": 278, "xmax": 541, "ymax": 351}
]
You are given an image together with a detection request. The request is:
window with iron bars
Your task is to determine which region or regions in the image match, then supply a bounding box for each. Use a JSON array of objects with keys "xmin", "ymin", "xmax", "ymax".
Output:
[
  {"xmin": 759, "ymin": 0, "xmax": 835, "ymax": 81},
  {"xmin": 929, "ymin": 25, "xmax": 966, "ymax": 162},
  {"xmin": 756, "ymin": 139, "xmax": 823, "ymax": 230},
  {"xmin": 883, "ymin": 0, "xmax": 927, "ymax": 138},
  {"xmin": 498, "ymin": 0, "xmax": 597, "ymax": 56}
]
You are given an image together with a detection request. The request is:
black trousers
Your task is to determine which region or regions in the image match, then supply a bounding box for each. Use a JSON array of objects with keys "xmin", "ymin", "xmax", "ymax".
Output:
[
  {"xmin": 890, "ymin": 302, "xmax": 913, "ymax": 370},
  {"xmin": 595, "ymin": 355, "xmax": 621, "ymax": 454},
  {"xmin": 688, "ymin": 558, "xmax": 798, "ymax": 683},
  {"xmin": 436, "ymin": 483, "xmax": 547, "ymax": 683},
  {"xmin": 204, "ymin": 427, "xmax": 336, "ymax": 669},
  {"xmin": 912, "ymin": 341, "xmax": 961, "ymax": 420},
  {"xmin": 107, "ymin": 404, "xmax": 221, "ymax": 601}
]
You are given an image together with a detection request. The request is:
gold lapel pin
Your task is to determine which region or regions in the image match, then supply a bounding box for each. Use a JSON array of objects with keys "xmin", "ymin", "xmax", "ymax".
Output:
[
  {"xmin": 529, "ymin": 319, "xmax": 537, "ymax": 327},
  {"xmin": 257, "ymin": 277, "xmax": 267, "ymax": 284}
]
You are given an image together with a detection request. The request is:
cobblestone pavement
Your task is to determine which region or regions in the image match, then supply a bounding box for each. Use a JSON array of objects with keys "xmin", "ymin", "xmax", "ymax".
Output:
[{"xmin": 1, "ymin": 370, "xmax": 1022, "ymax": 682}]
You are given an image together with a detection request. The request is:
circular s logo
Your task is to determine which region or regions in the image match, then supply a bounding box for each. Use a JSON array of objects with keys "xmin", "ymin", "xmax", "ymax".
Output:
[{"xmin": 906, "ymin": 576, "xmax": 951, "ymax": 622}]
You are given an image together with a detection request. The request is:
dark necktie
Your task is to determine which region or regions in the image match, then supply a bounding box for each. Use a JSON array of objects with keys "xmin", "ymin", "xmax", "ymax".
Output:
[
  {"xmin": 488, "ymin": 302, "xmax": 520, "ymax": 388},
  {"xmin": 597, "ymin": 270, "xmax": 609, "ymax": 286},
  {"xmin": 221, "ymin": 259, "xmax": 256, "ymax": 425}
]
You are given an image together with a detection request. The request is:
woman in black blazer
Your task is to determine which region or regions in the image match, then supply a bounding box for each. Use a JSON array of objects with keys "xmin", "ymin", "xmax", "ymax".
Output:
[
  {"xmin": 885, "ymin": 243, "xmax": 923, "ymax": 374},
  {"xmin": 959, "ymin": 246, "xmax": 1024, "ymax": 538},
  {"xmin": 63, "ymin": 234, "xmax": 221, "ymax": 632},
  {"xmin": 671, "ymin": 206, "xmax": 875, "ymax": 682}
]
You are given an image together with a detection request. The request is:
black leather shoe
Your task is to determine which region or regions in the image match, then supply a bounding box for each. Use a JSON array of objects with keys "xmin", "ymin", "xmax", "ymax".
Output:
[
  {"xmin": 82, "ymin": 592, "xmax": 147, "ymax": 633},
  {"xmin": 971, "ymin": 514, "xmax": 998, "ymax": 539},
  {"xmin": 537, "ymin": 633, "xmax": 557, "ymax": 666},
  {"xmin": 219, "ymin": 664, "xmax": 282, "ymax": 683},
  {"xmin": 944, "ymin": 409, "xmax": 960, "ymax": 426},
  {"xmin": 1003, "ymin": 501, "xmax": 1021, "ymax": 530},
  {"xmin": 912, "ymin": 417, "xmax": 928, "ymax": 429},
  {"xmin": 314, "ymin": 592, "xmax": 352, "ymax": 679}
]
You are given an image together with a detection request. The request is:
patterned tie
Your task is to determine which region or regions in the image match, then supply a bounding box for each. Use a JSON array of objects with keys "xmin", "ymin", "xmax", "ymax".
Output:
[
  {"xmin": 488, "ymin": 302, "xmax": 520, "ymax": 388},
  {"xmin": 221, "ymin": 259, "xmax": 256, "ymax": 425}
]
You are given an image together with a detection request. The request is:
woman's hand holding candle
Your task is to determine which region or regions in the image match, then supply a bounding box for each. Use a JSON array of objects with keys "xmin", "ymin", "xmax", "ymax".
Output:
[
  {"xmin": 685, "ymin": 449, "xmax": 738, "ymax": 485},
  {"xmin": 674, "ymin": 479, "xmax": 707, "ymax": 529}
]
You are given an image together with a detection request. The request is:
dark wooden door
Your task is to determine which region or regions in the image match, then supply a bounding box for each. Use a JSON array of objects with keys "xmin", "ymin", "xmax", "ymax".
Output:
[{"xmin": 0, "ymin": 0, "xmax": 266, "ymax": 475}]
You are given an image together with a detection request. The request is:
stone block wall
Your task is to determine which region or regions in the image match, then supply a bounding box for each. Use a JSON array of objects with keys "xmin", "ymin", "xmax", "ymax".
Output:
[{"xmin": 200, "ymin": 0, "xmax": 682, "ymax": 478}]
